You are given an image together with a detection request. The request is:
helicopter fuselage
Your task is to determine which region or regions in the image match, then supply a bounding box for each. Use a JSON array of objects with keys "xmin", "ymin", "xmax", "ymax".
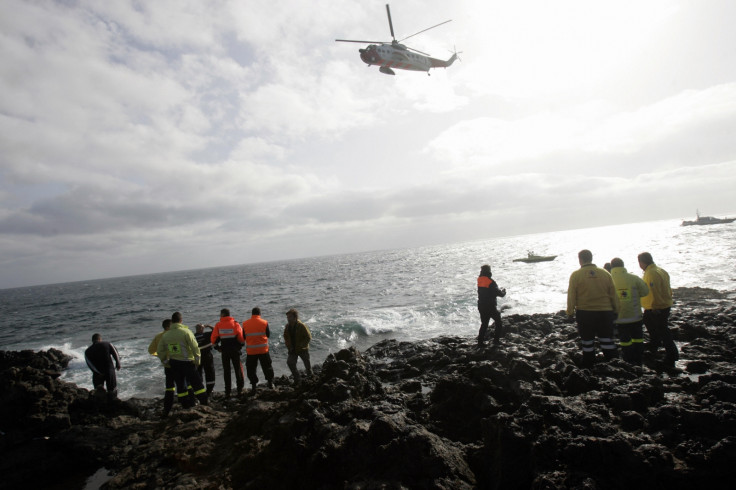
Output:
[
  {"xmin": 359, "ymin": 43, "xmax": 431, "ymax": 73},
  {"xmin": 358, "ymin": 43, "xmax": 457, "ymax": 75}
]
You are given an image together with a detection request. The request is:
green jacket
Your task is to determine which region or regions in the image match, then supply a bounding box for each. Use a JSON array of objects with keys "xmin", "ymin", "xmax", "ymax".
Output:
[
  {"xmin": 611, "ymin": 266, "xmax": 649, "ymax": 324},
  {"xmin": 156, "ymin": 323, "xmax": 201, "ymax": 364},
  {"xmin": 284, "ymin": 320, "xmax": 311, "ymax": 353}
]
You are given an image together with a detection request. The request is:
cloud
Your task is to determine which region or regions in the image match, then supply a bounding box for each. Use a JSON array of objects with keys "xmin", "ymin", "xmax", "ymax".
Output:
[
  {"xmin": 1, "ymin": 0, "xmax": 736, "ymax": 288},
  {"xmin": 425, "ymin": 83, "xmax": 736, "ymax": 175}
]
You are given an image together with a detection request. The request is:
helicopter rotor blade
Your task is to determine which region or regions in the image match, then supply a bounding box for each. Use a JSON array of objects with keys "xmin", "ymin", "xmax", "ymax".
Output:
[
  {"xmin": 406, "ymin": 46, "xmax": 430, "ymax": 56},
  {"xmin": 335, "ymin": 39, "xmax": 388, "ymax": 44},
  {"xmin": 398, "ymin": 19, "xmax": 452, "ymax": 43},
  {"xmin": 386, "ymin": 4, "xmax": 396, "ymax": 40}
]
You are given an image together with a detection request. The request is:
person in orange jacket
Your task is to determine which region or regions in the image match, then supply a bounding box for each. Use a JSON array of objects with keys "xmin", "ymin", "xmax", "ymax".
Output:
[
  {"xmin": 210, "ymin": 308, "xmax": 245, "ymax": 397},
  {"xmin": 477, "ymin": 264, "xmax": 507, "ymax": 345},
  {"xmin": 242, "ymin": 307, "xmax": 275, "ymax": 394}
]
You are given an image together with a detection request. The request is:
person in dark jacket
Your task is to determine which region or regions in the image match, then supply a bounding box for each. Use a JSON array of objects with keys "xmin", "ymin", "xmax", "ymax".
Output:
[
  {"xmin": 477, "ymin": 264, "xmax": 507, "ymax": 345},
  {"xmin": 284, "ymin": 308, "xmax": 312, "ymax": 384},
  {"xmin": 85, "ymin": 333, "xmax": 121, "ymax": 400},
  {"xmin": 195, "ymin": 323, "xmax": 216, "ymax": 395}
]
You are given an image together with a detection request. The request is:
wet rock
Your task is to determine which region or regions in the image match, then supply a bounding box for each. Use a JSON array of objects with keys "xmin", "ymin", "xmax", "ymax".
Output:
[{"xmin": 1, "ymin": 287, "xmax": 736, "ymax": 488}]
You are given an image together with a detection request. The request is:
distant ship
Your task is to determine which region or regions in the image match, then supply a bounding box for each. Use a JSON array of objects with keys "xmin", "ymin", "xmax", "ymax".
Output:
[
  {"xmin": 513, "ymin": 251, "xmax": 557, "ymax": 263},
  {"xmin": 681, "ymin": 210, "xmax": 736, "ymax": 226}
]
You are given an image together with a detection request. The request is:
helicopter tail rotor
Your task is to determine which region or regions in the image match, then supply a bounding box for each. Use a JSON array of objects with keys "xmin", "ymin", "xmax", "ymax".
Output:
[{"xmin": 449, "ymin": 45, "xmax": 463, "ymax": 62}]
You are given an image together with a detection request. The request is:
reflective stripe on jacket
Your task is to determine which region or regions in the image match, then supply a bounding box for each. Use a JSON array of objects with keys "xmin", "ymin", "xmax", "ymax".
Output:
[
  {"xmin": 211, "ymin": 316, "xmax": 245, "ymax": 351},
  {"xmin": 243, "ymin": 315, "xmax": 269, "ymax": 355}
]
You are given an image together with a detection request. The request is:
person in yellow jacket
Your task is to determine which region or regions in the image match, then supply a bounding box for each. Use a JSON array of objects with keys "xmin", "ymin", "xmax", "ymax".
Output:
[
  {"xmin": 242, "ymin": 307, "xmax": 275, "ymax": 394},
  {"xmin": 567, "ymin": 249, "xmax": 620, "ymax": 368},
  {"xmin": 610, "ymin": 258, "xmax": 649, "ymax": 366},
  {"xmin": 156, "ymin": 311, "xmax": 208, "ymax": 407},
  {"xmin": 638, "ymin": 252, "xmax": 678, "ymax": 368},
  {"xmin": 148, "ymin": 319, "xmax": 178, "ymax": 416}
]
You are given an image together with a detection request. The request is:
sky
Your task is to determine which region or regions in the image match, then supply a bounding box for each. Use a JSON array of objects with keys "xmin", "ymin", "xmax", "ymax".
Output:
[{"xmin": 1, "ymin": 0, "xmax": 736, "ymax": 289}]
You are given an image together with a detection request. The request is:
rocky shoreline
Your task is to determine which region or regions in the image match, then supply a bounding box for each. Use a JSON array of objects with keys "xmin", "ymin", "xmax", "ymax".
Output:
[{"xmin": 2, "ymin": 287, "xmax": 736, "ymax": 489}]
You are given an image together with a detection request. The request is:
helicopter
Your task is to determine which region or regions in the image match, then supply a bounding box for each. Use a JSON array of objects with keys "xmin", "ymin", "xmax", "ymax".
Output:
[{"xmin": 335, "ymin": 4, "xmax": 457, "ymax": 76}]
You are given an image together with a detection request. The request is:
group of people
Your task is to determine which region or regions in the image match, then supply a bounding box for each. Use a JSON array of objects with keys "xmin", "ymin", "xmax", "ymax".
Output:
[
  {"xmin": 85, "ymin": 251, "xmax": 676, "ymax": 408},
  {"xmin": 566, "ymin": 250, "xmax": 676, "ymax": 368},
  {"xmin": 84, "ymin": 307, "xmax": 313, "ymax": 413},
  {"xmin": 477, "ymin": 250, "xmax": 676, "ymax": 368}
]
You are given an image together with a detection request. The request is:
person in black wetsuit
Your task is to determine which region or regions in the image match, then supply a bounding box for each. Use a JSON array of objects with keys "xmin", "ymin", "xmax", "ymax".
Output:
[
  {"xmin": 85, "ymin": 333, "xmax": 121, "ymax": 400},
  {"xmin": 195, "ymin": 323, "xmax": 216, "ymax": 395},
  {"xmin": 477, "ymin": 264, "xmax": 507, "ymax": 345}
]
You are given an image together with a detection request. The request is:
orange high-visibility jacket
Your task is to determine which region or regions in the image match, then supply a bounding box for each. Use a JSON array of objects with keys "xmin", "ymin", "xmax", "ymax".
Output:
[{"xmin": 242, "ymin": 315, "xmax": 269, "ymax": 355}]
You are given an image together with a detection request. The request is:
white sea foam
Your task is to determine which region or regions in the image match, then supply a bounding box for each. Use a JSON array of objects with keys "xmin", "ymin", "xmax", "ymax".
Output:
[{"xmin": 2, "ymin": 218, "xmax": 734, "ymax": 399}]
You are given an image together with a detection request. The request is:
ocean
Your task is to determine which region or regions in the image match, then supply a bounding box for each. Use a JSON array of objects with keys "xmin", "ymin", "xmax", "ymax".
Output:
[{"xmin": 1, "ymin": 218, "xmax": 734, "ymax": 399}]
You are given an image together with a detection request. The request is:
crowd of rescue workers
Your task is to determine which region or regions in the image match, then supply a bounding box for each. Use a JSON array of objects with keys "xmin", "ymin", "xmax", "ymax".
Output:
[{"xmin": 83, "ymin": 249, "xmax": 675, "ymax": 416}]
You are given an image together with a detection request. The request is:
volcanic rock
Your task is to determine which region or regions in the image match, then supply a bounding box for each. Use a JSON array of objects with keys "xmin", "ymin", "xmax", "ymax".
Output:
[{"xmin": 1, "ymin": 287, "xmax": 735, "ymax": 489}]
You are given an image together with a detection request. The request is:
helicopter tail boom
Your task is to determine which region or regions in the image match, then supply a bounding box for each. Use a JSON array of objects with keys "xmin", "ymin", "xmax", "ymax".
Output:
[{"xmin": 429, "ymin": 52, "xmax": 457, "ymax": 68}]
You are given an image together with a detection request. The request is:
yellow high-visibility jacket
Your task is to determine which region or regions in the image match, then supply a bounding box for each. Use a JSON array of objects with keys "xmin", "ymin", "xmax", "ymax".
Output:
[
  {"xmin": 641, "ymin": 264, "xmax": 673, "ymax": 310},
  {"xmin": 611, "ymin": 266, "xmax": 649, "ymax": 324},
  {"xmin": 567, "ymin": 264, "xmax": 619, "ymax": 315},
  {"xmin": 156, "ymin": 323, "xmax": 201, "ymax": 364}
]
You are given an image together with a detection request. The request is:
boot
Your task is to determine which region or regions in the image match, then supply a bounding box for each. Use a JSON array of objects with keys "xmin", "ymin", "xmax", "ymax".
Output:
[{"xmin": 182, "ymin": 394, "xmax": 196, "ymax": 409}]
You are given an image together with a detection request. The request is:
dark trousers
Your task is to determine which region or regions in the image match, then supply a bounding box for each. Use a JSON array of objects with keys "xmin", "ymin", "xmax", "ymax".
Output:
[
  {"xmin": 163, "ymin": 366, "xmax": 176, "ymax": 414},
  {"xmin": 643, "ymin": 307, "xmax": 678, "ymax": 364},
  {"xmin": 92, "ymin": 366, "xmax": 117, "ymax": 395},
  {"xmin": 163, "ymin": 366, "xmax": 196, "ymax": 414},
  {"xmin": 245, "ymin": 352, "xmax": 275, "ymax": 386},
  {"xmin": 170, "ymin": 359, "xmax": 208, "ymax": 407},
  {"xmin": 575, "ymin": 310, "xmax": 618, "ymax": 367},
  {"xmin": 618, "ymin": 320, "xmax": 644, "ymax": 366},
  {"xmin": 287, "ymin": 350, "xmax": 312, "ymax": 382},
  {"xmin": 478, "ymin": 306, "xmax": 503, "ymax": 342},
  {"xmin": 197, "ymin": 349, "xmax": 216, "ymax": 394},
  {"xmin": 221, "ymin": 349, "xmax": 244, "ymax": 394}
]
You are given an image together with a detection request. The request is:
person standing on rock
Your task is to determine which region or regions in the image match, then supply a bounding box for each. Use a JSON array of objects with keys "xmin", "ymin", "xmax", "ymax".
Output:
[
  {"xmin": 477, "ymin": 264, "xmax": 507, "ymax": 345},
  {"xmin": 148, "ymin": 319, "xmax": 178, "ymax": 415},
  {"xmin": 84, "ymin": 333, "xmax": 121, "ymax": 400},
  {"xmin": 157, "ymin": 312, "xmax": 208, "ymax": 407},
  {"xmin": 211, "ymin": 308, "xmax": 246, "ymax": 397},
  {"xmin": 566, "ymin": 249, "xmax": 620, "ymax": 368},
  {"xmin": 610, "ymin": 257, "xmax": 649, "ymax": 366},
  {"xmin": 284, "ymin": 308, "xmax": 313, "ymax": 384},
  {"xmin": 242, "ymin": 307, "xmax": 275, "ymax": 394},
  {"xmin": 195, "ymin": 323, "xmax": 216, "ymax": 395},
  {"xmin": 638, "ymin": 252, "xmax": 678, "ymax": 368}
]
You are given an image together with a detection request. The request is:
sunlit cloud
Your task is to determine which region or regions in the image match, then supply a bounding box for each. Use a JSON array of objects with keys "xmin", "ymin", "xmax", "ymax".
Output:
[{"xmin": 1, "ymin": 0, "xmax": 735, "ymax": 288}]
